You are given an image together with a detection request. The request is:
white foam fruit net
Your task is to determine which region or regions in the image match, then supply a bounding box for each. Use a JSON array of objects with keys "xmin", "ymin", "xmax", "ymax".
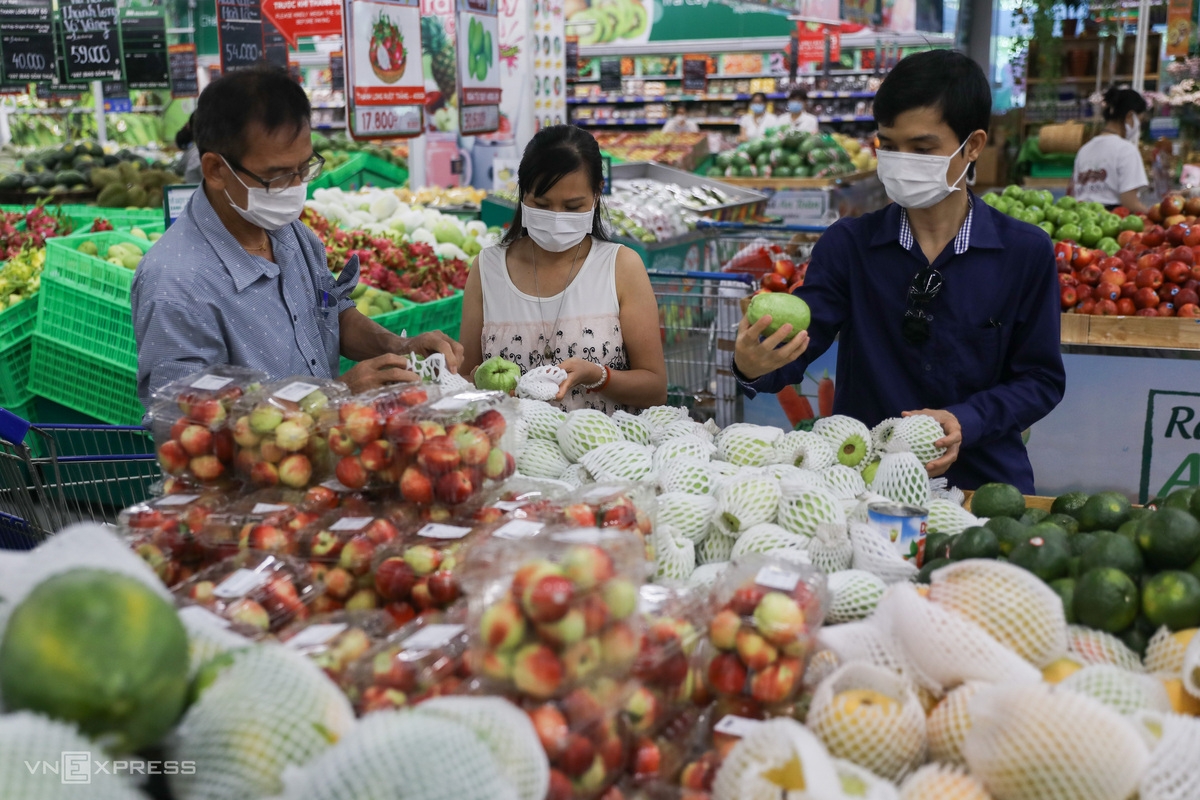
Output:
[
  {"xmin": 714, "ymin": 423, "xmax": 783, "ymax": 467},
  {"xmin": 1068, "ymin": 625, "xmax": 1147, "ymax": 673},
  {"xmin": 880, "ymin": 582, "xmax": 1042, "ymax": 693},
  {"xmin": 642, "ymin": 404, "xmax": 690, "ymax": 429},
  {"xmin": 558, "ymin": 462, "xmax": 590, "ymax": 489},
  {"xmin": 888, "ymin": 414, "xmax": 947, "ymax": 464},
  {"xmin": 656, "ymin": 492, "xmax": 718, "ymax": 543},
  {"xmin": 283, "ymin": 709, "xmax": 517, "ymax": 800},
  {"xmin": 821, "ymin": 465, "xmax": 868, "ymax": 501},
  {"xmin": 1137, "ymin": 710, "xmax": 1200, "ymax": 800},
  {"xmin": 849, "ymin": 522, "xmax": 918, "ymax": 584},
  {"xmin": 929, "ymin": 560, "xmax": 1068, "ymax": 667},
  {"xmin": 714, "ymin": 472, "xmax": 780, "ymax": 536},
  {"xmin": 731, "ymin": 522, "xmax": 809, "ymax": 559},
  {"xmin": 415, "ymin": 697, "xmax": 548, "ymax": 800},
  {"xmin": 773, "ymin": 430, "xmax": 836, "ymax": 471},
  {"xmin": 658, "ymin": 457, "xmax": 719, "ymax": 496},
  {"xmin": 1059, "ymin": 664, "xmax": 1171, "ymax": 716},
  {"xmin": 871, "ymin": 417, "xmax": 901, "ymax": 451},
  {"xmin": 962, "ymin": 682, "xmax": 1150, "ymax": 800},
  {"xmin": 653, "ymin": 435, "xmax": 717, "ymax": 471},
  {"xmin": 179, "ymin": 604, "xmax": 255, "ymax": 678},
  {"xmin": 898, "ymin": 763, "xmax": 990, "ymax": 800},
  {"xmin": 818, "ymin": 620, "xmax": 912, "ymax": 680},
  {"xmin": 169, "ymin": 644, "xmax": 356, "ymax": 800},
  {"xmin": 516, "ymin": 366, "xmax": 567, "ymax": 402},
  {"xmin": 655, "ymin": 417, "xmax": 708, "ymax": 445},
  {"xmin": 1183, "ymin": 629, "xmax": 1200, "ymax": 699},
  {"xmin": 697, "ymin": 530, "xmax": 736, "ymax": 564},
  {"xmin": 765, "ymin": 464, "xmax": 824, "ymax": 487},
  {"xmin": 806, "ymin": 661, "xmax": 927, "ymax": 782},
  {"xmin": 812, "ymin": 415, "xmax": 874, "ymax": 470},
  {"xmin": 871, "ymin": 452, "xmax": 931, "ymax": 507},
  {"xmin": 826, "ymin": 569, "xmax": 888, "ymax": 624},
  {"xmin": 712, "ymin": 718, "xmax": 844, "ymax": 800},
  {"xmin": 0, "ymin": 712, "xmax": 148, "ymax": 800},
  {"xmin": 515, "ymin": 438, "xmax": 570, "ymax": 479},
  {"xmin": 687, "ymin": 561, "xmax": 729, "ymax": 590},
  {"xmin": 653, "ymin": 524, "xmax": 696, "ymax": 583},
  {"xmin": 808, "ymin": 523, "xmax": 855, "ymax": 574},
  {"xmin": 611, "ymin": 409, "xmax": 652, "ymax": 445},
  {"xmin": 1144, "ymin": 627, "xmax": 1189, "ymax": 677},
  {"xmin": 517, "ymin": 399, "xmax": 566, "ymax": 440},
  {"xmin": 833, "ymin": 758, "xmax": 903, "ymax": 800},
  {"xmin": 510, "ymin": 417, "xmax": 529, "ymax": 459},
  {"xmin": 778, "ymin": 481, "xmax": 846, "ymax": 538},
  {"xmin": 926, "ymin": 499, "xmax": 983, "ymax": 537},
  {"xmin": 579, "ymin": 441, "xmax": 654, "ymax": 483},
  {"xmin": 556, "ymin": 408, "xmax": 624, "ymax": 462},
  {"xmin": 926, "ymin": 680, "xmax": 985, "ymax": 767}
]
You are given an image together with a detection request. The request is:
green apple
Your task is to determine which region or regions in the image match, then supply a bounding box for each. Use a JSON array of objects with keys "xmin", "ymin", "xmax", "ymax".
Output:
[
  {"xmin": 474, "ymin": 356, "xmax": 521, "ymax": 394},
  {"xmin": 1056, "ymin": 195, "xmax": 1077, "ymax": 210},
  {"xmin": 1003, "ymin": 184, "xmax": 1024, "ymax": 199},
  {"xmin": 1120, "ymin": 215, "xmax": 1144, "ymax": 232},
  {"xmin": 1080, "ymin": 224, "xmax": 1103, "ymax": 247},
  {"xmin": 983, "ymin": 192, "xmax": 1002, "ymax": 207},
  {"xmin": 1056, "ymin": 223, "xmax": 1083, "ymax": 242},
  {"xmin": 1058, "ymin": 210, "xmax": 1081, "ymax": 227},
  {"xmin": 1021, "ymin": 189, "xmax": 1046, "ymax": 208},
  {"xmin": 1043, "ymin": 205, "xmax": 1063, "ymax": 225},
  {"xmin": 1099, "ymin": 215, "xmax": 1120, "ymax": 239},
  {"xmin": 1096, "ymin": 237, "xmax": 1120, "ymax": 256},
  {"xmin": 1039, "ymin": 221, "xmax": 1056, "ymax": 237}
]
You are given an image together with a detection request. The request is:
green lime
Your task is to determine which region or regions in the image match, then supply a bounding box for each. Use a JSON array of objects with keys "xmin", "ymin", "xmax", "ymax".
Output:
[
  {"xmin": 1046, "ymin": 513, "xmax": 1080, "ymax": 535},
  {"xmin": 971, "ymin": 483, "xmax": 1026, "ymax": 519},
  {"xmin": 1189, "ymin": 489, "xmax": 1200, "ymax": 519},
  {"xmin": 923, "ymin": 532, "xmax": 951, "ymax": 563},
  {"xmin": 1068, "ymin": 555, "xmax": 1082, "ymax": 579},
  {"xmin": 1162, "ymin": 487, "xmax": 1197, "ymax": 512},
  {"xmin": 949, "ymin": 526, "xmax": 1001, "ymax": 561},
  {"xmin": 1129, "ymin": 507, "xmax": 1152, "ymax": 521},
  {"xmin": 1136, "ymin": 508, "xmax": 1200, "ymax": 571},
  {"xmin": 1078, "ymin": 491, "xmax": 1132, "ymax": 533},
  {"xmin": 1117, "ymin": 520, "xmax": 1141, "ymax": 541},
  {"xmin": 1069, "ymin": 532, "xmax": 1097, "ymax": 557},
  {"xmin": 1027, "ymin": 522, "xmax": 1071, "ymax": 551},
  {"xmin": 1051, "ymin": 491, "xmax": 1089, "ymax": 520},
  {"xmin": 1119, "ymin": 618, "xmax": 1153, "ymax": 656},
  {"xmin": 1009, "ymin": 538, "xmax": 1070, "ymax": 582},
  {"xmin": 1141, "ymin": 571, "xmax": 1200, "ymax": 631},
  {"xmin": 1021, "ymin": 508, "xmax": 1050, "ymax": 526},
  {"xmin": 916, "ymin": 557, "xmax": 951, "ymax": 584},
  {"xmin": 1049, "ymin": 577, "xmax": 1077, "ymax": 624},
  {"xmin": 1074, "ymin": 567, "xmax": 1140, "ymax": 633},
  {"xmin": 1081, "ymin": 531, "xmax": 1145, "ymax": 578},
  {"xmin": 1189, "ymin": 553, "xmax": 1200, "ymax": 582},
  {"xmin": 986, "ymin": 516, "xmax": 1031, "ymax": 556}
]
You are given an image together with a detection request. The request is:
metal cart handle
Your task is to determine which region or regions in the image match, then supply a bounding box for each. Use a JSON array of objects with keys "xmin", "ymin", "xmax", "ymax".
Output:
[
  {"xmin": 645, "ymin": 270, "xmax": 757, "ymax": 286},
  {"xmin": 0, "ymin": 407, "xmax": 30, "ymax": 447}
]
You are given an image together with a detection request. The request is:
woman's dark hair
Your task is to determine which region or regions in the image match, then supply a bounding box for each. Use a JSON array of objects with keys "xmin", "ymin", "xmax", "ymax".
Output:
[
  {"xmin": 750, "ymin": 92, "xmax": 768, "ymax": 104},
  {"xmin": 1102, "ymin": 87, "xmax": 1148, "ymax": 122},
  {"xmin": 501, "ymin": 125, "xmax": 609, "ymax": 246},
  {"xmin": 175, "ymin": 114, "xmax": 194, "ymax": 150},
  {"xmin": 788, "ymin": 87, "xmax": 808, "ymax": 103},
  {"xmin": 193, "ymin": 65, "xmax": 311, "ymax": 160}
]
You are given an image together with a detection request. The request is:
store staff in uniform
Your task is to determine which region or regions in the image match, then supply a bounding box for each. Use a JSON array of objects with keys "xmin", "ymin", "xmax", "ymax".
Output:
[
  {"xmin": 782, "ymin": 88, "xmax": 819, "ymax": 134},
  {"xmin": 738, "ymin": 92, "xmax": 777, "ymax": 141},
  {"xmin": 662, "ymin": 103, "xmax": 700, "ymax": 134},
  {"xmin": 1071, "ymin": 87, "xmax": 1150, "ymax": 213},
  {"xmin": 132, "ymin": 66, "xmax": 462, "ymax": 409},
  {"xmin": 732, "ymin": 50, "xmax": 1066, "ymax": 493}
]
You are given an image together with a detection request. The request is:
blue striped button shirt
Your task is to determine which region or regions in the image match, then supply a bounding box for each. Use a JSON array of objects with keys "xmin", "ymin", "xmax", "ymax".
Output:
[{"xmin": 131, "ymin": 185, "xmax": 359, "ymax": 409}]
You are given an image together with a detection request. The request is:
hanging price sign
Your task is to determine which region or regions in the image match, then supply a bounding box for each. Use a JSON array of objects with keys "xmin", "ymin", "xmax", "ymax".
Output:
[
  {"xmin": 59, "ymin": 0, "xmax": 123, "ymax": 82},
  {"xmin": 0, "ymin": 0, "xmax": 56, "ymax": 83},
  {"xmin": 168, "ymin": 42, "xmax": 199, "ymax": 97},
  {"xmin": 342, "ymin": 0, "xmax": 423, "ymax": 139},
  {"xmin": 217, "ymin": 0, "xmax": 264, "ymax": 73}
]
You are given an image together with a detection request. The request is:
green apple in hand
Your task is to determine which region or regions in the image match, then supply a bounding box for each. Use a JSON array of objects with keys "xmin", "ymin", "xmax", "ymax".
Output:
[{"xmin": 474, "ymin": 356, "xmax": 521, "ymax": 394}]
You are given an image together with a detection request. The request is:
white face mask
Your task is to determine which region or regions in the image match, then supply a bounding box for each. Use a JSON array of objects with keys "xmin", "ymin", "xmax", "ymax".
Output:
[
  {"xmin": 222, "ymin": 157, "xmax": 307, "ymax": 231},
  {"xmin": 521, "ymin": 202, "xmax": 594, "ymax": 252},
  {"xmin": 1125, "ymin": 115, "xmax": 1140, "ymax": 144},
  {"xmin": 876, "ymin": 138, "xmax": 972, "ymax": 210}
]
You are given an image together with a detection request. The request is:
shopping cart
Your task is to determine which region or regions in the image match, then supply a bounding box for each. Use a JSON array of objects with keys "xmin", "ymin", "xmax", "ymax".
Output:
[
  {"xmin": 698, "ymin": 219, "xmax": 829, "ymax": 278},
  {"xmin": 647, "ymin": 270, "xmax": 755, "ymax": 428},
  {"xmin": 0, "ymin": 407, "xmax": 159, "ymax": 549}
]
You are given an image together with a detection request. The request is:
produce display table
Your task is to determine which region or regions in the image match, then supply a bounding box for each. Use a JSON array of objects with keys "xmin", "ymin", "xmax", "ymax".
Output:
[{"xmin": 721, "ymin": 169, "xmax": 886, "ymax": 227}]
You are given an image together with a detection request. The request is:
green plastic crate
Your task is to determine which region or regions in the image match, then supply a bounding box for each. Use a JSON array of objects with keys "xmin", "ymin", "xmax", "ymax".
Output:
[
  {"xmin": 337, "ymin": 292, "xmax": 463, "ymax": 372},
  {"xmin": 308, "ymin": 153, "xmax": 408, "ymax": 197},
  {"xmin": 29, "ymin": 333, "xmax": 143, "ymax": 426},
  {"xmin": 359, "ymin": 154, "xmax": 408, "ymax": 188},
  {"xmin": 44, "ymin": 231, "xmax": 147, "ymax": 304},
  {"xmin": 36, "ymin": 274, "xmax": 136, "ymax": 371},
  {"xmin": 56, "ymin": 205, "xmax": 163, "ymax": 230},
  {"xmin": 0, "ymin": 297, "xmax": 37, "ymax": 406}
]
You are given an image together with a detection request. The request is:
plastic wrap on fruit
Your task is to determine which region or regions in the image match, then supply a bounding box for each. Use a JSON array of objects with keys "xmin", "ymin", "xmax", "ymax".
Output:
[
  {"xmin": 343, "ymin": 604, "xmax": 471, "ymax": 715},
  {"xmin": 118, "ymin": 491, "xmax": 232, "ymax": 587},
  {"xmin": 277, "ymin": 609, "xmax": 400, "ymax": 687},
  {"xmin": 471, "ymin": 478, "xmax": 576, "ymax": 526},
  {"xmin": 626, "ymin": 703, "xmax": 709, "ymax": 788},
  {"xmin": 697, "ymin": 554, "xmax": 828, "ymax": 715},
  {"xmin": 319, "ymin": 382, "xmax": 437, "ymax": 492},
  {"xmin": 626, "ymin": 584, "xmax": 710, "ymax": 738},
  {"xmin": 172, "ymin": 551, "xmax": 322, "ymax": 636},
  {"xmin": 366, "ymin": 516, "xmax": 482, "ymax": 617},
  {"xmin": 230, "ymin": 376, "xmax": 352, "ymax": 491}
]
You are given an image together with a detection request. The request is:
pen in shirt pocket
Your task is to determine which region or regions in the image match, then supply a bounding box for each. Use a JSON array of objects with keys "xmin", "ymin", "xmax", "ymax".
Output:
[{"xmin": 321, "ymin": 291, "xmax": 329, "ymax": 318}]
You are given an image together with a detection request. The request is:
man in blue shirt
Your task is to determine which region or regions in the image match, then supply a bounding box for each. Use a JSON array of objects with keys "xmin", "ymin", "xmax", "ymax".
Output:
[
  {"xmin": 733, "ymin": 51, "xmax": 1065, "ymax": 493},
  {"xmin": 133, "ymin": 66, "xmax": 461, "ymax": 409}
]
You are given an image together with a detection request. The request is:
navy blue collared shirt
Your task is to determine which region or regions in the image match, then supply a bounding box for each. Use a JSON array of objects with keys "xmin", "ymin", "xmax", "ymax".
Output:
[{"xmin": 736, "ymin": 194, "xmax": 1066, "ymax": 493}]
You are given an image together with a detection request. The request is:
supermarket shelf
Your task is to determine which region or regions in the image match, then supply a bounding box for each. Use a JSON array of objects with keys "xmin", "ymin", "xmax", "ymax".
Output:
[
  {"xmin": 312, "ymin": 103, "xmax": 347, "ymax": 110},
  {"xmin": 567, "ymin": 91, "xmax": 874, "ymax": 104},
  {"xmin": 818, "ymin": 115, "xmax": 874, "ymax": 123},
  {"xmin": 578, "ymin": 31, "xmax": 951, "ymax": 57},
  {"xmin": 1026, "ymin": 73, "xmax": 1158, "ymax": 84},
  {"xmin": 313, "ymin": 121, "xmax": 347, "ymax": 129},
  {"xmin": 572, "ymin": 117, "xmax": 739, "ymax": 127}
]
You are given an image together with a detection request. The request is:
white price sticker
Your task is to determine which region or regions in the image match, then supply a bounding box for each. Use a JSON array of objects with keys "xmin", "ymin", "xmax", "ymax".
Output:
[
  {"xmin": 189, "ymin": 374, "xmax": 235, "ymax": 391},
  {"xmin": 402, "ymin": 623, "xmax": 465, "ymax": 651},
  {"xmin": 330, "ymin": 516, "xmax": 373, "ymax": 531},
  {"xmin": 713, "ymin": 715, "xmax": 763, "ymax": 738},
  {"xmin": 178, "ymin": 604, "xmax": 232, "ymax": 630},
  {"xmin": 491, "ymin": 499, "xmax": 531, "ymax": 511},
  {"xmin": 252, "ymin": 503, "xmax": 290, "ymax": 514},
  {"xmin": 418, "ymin": 523, "xmax": 472, "ymax": 540},
  {"xmin": 273, "ymin": 381, "xmax": 320, "ymax": 403},
  {"xmin": 494, "ymin": 519, "xmax": 545, "ymax": 539},
  {"xmin": 155, "ymin": 493, "xmax": 200, "ymax": 507},
  {"xmin": 755, "ymin": 566, "xmax": 801, "ymax": 592},
  {"xmin": 213, "ymin": 568, "xmax": 270, "ymax": 599},
  {"xmin": 430, "ymin": 390, "xmax": 495, "ymax": 412},
  {"xmin": 285, "ymin": 623, "xmax": 348, "ymax": 650}
]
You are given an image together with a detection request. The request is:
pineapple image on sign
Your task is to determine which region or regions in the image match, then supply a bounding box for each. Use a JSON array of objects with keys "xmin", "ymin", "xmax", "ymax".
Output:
[{"xmin": 369, "ymin": 12, "xmax": 406, "ymax": 83}]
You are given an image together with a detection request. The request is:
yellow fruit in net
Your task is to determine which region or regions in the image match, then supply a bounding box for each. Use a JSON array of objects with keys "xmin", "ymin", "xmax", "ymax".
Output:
[
  {"xmin": 1042, "ymin": 656, "xmax": 1085, "ymax": 684},
  {"xmin": 1145, "ymin": 627, "xmax": 1197, "ymax": 676},
  {"xmin": 900, "ymin": 763, "xmax": 992, "ymax": 800},
  {"xmin": 1162, "ymin": 677, "xmax": 1200, "ymax": 715},
  {"xmin": 927, "ymin": 682, "xmax": 983, "ymax": 766}
]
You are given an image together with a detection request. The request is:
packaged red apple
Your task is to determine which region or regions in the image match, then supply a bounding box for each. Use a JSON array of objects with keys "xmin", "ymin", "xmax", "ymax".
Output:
[
  {"xmin": 465, "ymin": 525, "xmax": 648, "ymax": 701},
  {"xmin": 381, "ymin": 388, "xmax": 518, "ymax": 509},
  {"xmin": 172, "ymin": 551, "xmax": 321, "ymax": 635},
  {"xmin": 321, "ymin": 382, "xmax": 435, "ymax": 492},
  {"xmin": 277, "ymin": 609, "xmax": 399, "ymax": 686},
  {"xmin": 624, "ymin": 704, "xmax": 708, "ymax": 787},
  {"xmin": 230, "ymin": 377, "xmax": 351, "ymax": 490},
  {"xmin": 148, "ymin": 365, "xmax": 267, "ymax": 486},
  {"xmin": 289, "ymin": 509, "xmax": 405, "ymax": 615},
  {"xmin": 118, "ymin": 491, "xmax": 232, "ymax": 586},
  {"xmin": 470, "ymin": 479, "xmax": 574, "ymax": 526},
  {"xmin": 698, "ymin": 555, "xmax": 827, "ymax": 716},
  {"xmin": 626, "ymin": 585, "xmax": 709, "ymax": 737},
  {"xmin": 343, "ymin": 605, "xmax": 471, "ymax": 715}
]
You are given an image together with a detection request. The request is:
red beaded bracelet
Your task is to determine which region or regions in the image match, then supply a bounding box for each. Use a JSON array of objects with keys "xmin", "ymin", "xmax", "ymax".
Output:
[{"xmin": 586, "ymin": 365, "xmax": 611, "ymax": 394}]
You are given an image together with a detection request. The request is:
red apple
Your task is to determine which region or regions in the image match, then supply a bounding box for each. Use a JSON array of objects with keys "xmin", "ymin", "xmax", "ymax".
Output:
[
  {"xmin": 1099, "ymin": 267, "xmax": 1126, "ymax": 286},
  {"xmin": 1169, "ymin": 246, "xmax": 1195, "ymax": 266},
  {"xmin": 435, "ymin": 468, "xmax": 475, "ymax": 505},
  {"xmin": 1077, "ymin": 263, "xmax": 1102, "ymax": 285},
  {"xmin": 1136, "ymin": 268, "xmax": 1164, "ymax": 289},
  {"xmin": 1138, "ymin": 252, "xmax": 1166, "ymax": 273},
  {"xmin": 1168, "ymin": 223, "xmax": 1191, "ymax": 247},
  {"xmin": 399, "ymin": 466, "xmax": 433, "ymax": 505},
  {"xmin": 1159, "ymin": 303, "xmax": 1177, "ymax": 316},
  {"xmin": 1116, "ymin": 298, "xmax": 1136, "ymax": 316},
  {"xmin": 1073, "ymin": 248, "xmax": 1096, "ymax": 268},
  {"xmin": 707, "ymin": 653, "xmax": 748, "ymax": 695},
  {"xmin": 1160, "ymin": 283, "xmax": 1183, "ymax": 302},
  {"xmin": 1075, "ymin": 284, "xmax": 1093, "ymax": 302},
  {"xmin": 1165, "ymin": 261, "xmax": 1192, "ymax": 284},
  {"xmin": 1117, "ymin": 230, "xmax": 1140, "ymax": 247},
  {"xmin": 1120, "ymin": 282, "xmax": 1138, "ymax": 299},
  {"xmin": 1060, "ymin": 286, "xmax": 1078, "ymax": 310},
  {"xmin": 1134, "ymin": 287, "xmax": 1161, "ymax": 309},
  {"xmin": 1094, "ymin": 283, "xmax": 1120, "ymax": 302},
  {"xmin": 1136, "ymin": 308, "xmax": 1159, "ymax": 317},
  {"xmin": 1163, "ymin": 195, "xmax": 1186, "ymax": 218},
  {"xmin": 336, "ymin": 455, "xmax": 369, "ymax": 489},
  {"xmin": 1177, "ymin": 303, "xmax": 1200, "ymax": 317},
  {"xmin": 1078, "ymin": 299, "xmax": 1097, "ymax": 315},
  {"xmin": 417, "ymin": 436, "xmax": 461, "ymax": 475},
  {"xmin": 158, "ymin": 440, "xmax": 189, "ymax": 475},
  {"xmin": 1094, "ymin": 298, "xmax": 1119, "ymax": 315},
  {"xmin": 1176, "ymin": 288, "xmax": 1200, "ymax": 307}
]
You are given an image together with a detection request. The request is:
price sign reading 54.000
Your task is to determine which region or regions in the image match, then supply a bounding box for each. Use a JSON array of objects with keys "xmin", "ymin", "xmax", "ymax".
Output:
[{"xmin": 353, "ymin": 106, "xmax": 421, "ymax": 137}]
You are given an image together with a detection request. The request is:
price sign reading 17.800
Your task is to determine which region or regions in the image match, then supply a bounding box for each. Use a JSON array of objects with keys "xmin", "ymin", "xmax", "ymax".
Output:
[{"xmin": 342, "ymin": 0, "xmax": 423, "ymax": 140}]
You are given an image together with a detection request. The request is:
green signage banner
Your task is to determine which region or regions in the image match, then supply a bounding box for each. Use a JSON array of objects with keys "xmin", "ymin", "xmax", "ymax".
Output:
[{"xmin": 567, "ymin": 0, "xmax": 792, "ymax": 47}]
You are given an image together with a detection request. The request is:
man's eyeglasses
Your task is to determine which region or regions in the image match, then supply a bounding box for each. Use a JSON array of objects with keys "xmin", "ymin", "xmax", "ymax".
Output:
[
  {"xmin": 222, "ymin": 153, "xmax": 325, "ymax": 194},
  {"xmin": 902, "ymin": 266, "xmax": 944, "ymax": 345}
]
